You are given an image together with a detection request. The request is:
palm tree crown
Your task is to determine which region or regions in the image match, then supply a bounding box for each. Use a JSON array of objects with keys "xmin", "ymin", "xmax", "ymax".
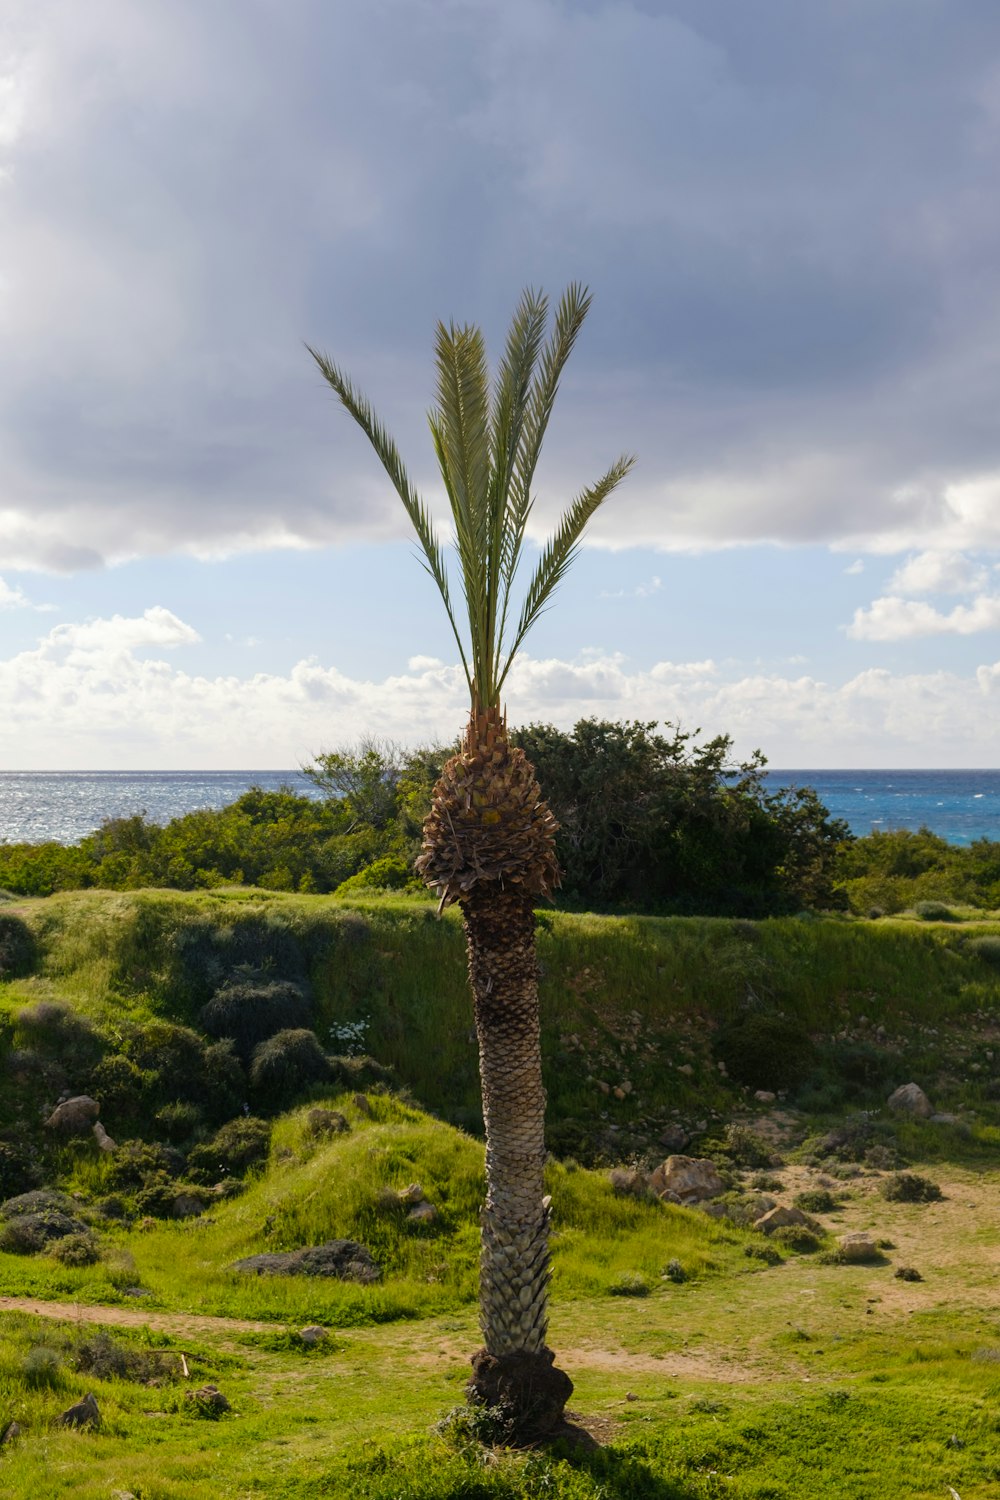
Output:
[{"xmin": 308, "ymin": 284, "xmax": 634, "ymax": 717}]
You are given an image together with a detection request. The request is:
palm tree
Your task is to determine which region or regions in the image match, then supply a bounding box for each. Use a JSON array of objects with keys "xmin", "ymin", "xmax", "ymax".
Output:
[{"xmin": 309, "ymin": 286, "xmax": 633, "ymax": 1437}]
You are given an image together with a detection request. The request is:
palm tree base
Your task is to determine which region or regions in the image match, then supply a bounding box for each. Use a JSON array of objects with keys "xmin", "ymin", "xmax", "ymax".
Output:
[{"xmin": 467, "ymin": 1346, "xmax": 573, "ymax": 1440}]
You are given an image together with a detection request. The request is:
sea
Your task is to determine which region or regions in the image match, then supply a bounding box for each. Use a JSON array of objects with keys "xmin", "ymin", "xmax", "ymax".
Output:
[{"xmin": 0, "ymin": 768, "xmax": 997, "ymax": 847}]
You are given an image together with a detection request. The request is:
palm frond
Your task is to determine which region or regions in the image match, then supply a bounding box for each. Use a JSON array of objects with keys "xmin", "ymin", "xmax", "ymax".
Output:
[
  {"xmin": 498, "ymin": 453, "xmax": 636, "ymax": 694},
  {"xmin": 307, "ymin": 344, "xmax": 473, "ymax": 694}
]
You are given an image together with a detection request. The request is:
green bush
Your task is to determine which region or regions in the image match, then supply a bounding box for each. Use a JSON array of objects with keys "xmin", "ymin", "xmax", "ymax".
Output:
[
  {"xmin": 0, "ymin": 912, "xmax": 36, "ymax": 978},
  {"xmin": 88, "ymin": 1054, "xmax": 153, "ymax": 1123},
  {"xmin": 968, "ymin": 936, "xmax": 1000, "ymax": 969},
  {"xmin": 15, "ymin": 1001, "xmax": 104, "ymax": 1073},
  {"xmin": 105, "ymin": 1140, "xmax": 184, "ymax": 1192},
  {"xmin": 607, "ymin": 1271, "xmax": 650, "ymax": 1297},
  {"xmin": 200, "ymin": 979, "xmax": 313, "ymax": 1062},
  {"xmin": 714, "ymin": 1007, "xmax": 815, "ymax": 1092},
  {"xmin": 880, "ymin": 1171, "xmax": 942, "ymax": 1203},
  {"xmin": 793, "ymin": 1189, "xmax": 839, "ymax": 1214},
  {"xmin": 186, "ymin": 1116, "xmax": 271, "ymax": 1183},
  {"xmin": 913, "ymin": 900, "xmax": 958, "ymax": 922},
  {"xmin": 335, "ymin": 856, "xmax": 418, "ymax": 895},
  {"xmin": 249, "ymin": 1028, "xmax": 330, "ymax": 1109},
  {"xmin": 49, "ymin": 1230, "xmax": 101, "ymax": 1266}
]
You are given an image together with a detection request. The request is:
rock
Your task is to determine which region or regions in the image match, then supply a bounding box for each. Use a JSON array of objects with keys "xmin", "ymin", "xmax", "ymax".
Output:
[
  {"xmin": 609, "ymin": 1168, "xmax": 648, "ymax": 1197},
  {"xmin": 397, "ymin": 1182, "xmax": 425, "ymax": 1205},
  {"xmin": 299, "ymin": 1325, "xmax": 328, "ymax": 1346},
  {"xmin": 231, "ymin": 1239, "xmax": 381, "ymax": 1283},
  {"xmin": 353, "ymin": 1093, "xmax": 372, "ymax": 1115},
  {"xmin": 92, "ymin": 1121, "xmax": 116, "ymax": 1152},
  {"xmin": 612, "ymin": 1086, "xmax": 626, "ymax": 1100},
  {"xmin": 110, "ymin": 1492, "xmax": 138, "ymax": 1500},
  {"xmin": 838, "ymin": 1232, "xmax": 879, "ymax": 1263},
  {"xmin": 596, "ymin": 1080, "xmax": 611, "ymax": 1095},
  {"xmin": 676, "ymin": 1063, "xmax": 694, "ymax": 1077},
  {"xmin": 648, "ymin": 1156, "xmax": 725, "ymax": 1205},
  {"xmin": 306, "ymin": 1108, "xmax": 350, "ymax": 1137},
  {"xmin": 2, "ymin": 1208, "xmax": 88, "ymax": 1247},
  {"xmin": 0, "ymin": 1188, "xmax": 78, "ymax": 1219},
  {"xmin": 930, "ymin": 1112, "xmax": 960, "ymax": 1125},
  {"xmin": 59, "ymin": 1392, "xmax": 100, "ymax": 1428},
  {"xmin": 186, "ymin": 1383, "xmax": 231, "ymax": 1416},
  {"xmin": 754, "ymin": 1090, "xmax": 777, "ymax": 1103},
  {"xmin": 172, "ymin": 1193, "xmax": 204, "ymax": 1219},
  {"xmin": 0, "ymin": 1419, "xmax": 22, "ymax": 1446},
  {"xmin": 699, "ymin": 1202, "xmax": 728, "ymax": 1219},
  {"xmin": 407, "ymin": 1201, "xmax": 438, "ymax": 1225},
  {"xmin": 887, "ymin": 1082, "xmax": 933, "ymax": 1118},
  {"xmin": 45, "ymin": 1096, "xmax": 100, "ymax": 1135},
  {"xmin": 658, "ymin": 1123, "xmax": 689, "ymax": 1153},
  {"xmin": 754, "ymin": 1205, "xmax": 811, "ymax": 1235}
]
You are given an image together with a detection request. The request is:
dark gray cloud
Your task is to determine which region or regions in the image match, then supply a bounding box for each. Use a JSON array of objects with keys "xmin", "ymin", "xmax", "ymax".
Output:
[{"xmin": 3, "ymin": 0, "xmax": 1000, "ymax": 567}]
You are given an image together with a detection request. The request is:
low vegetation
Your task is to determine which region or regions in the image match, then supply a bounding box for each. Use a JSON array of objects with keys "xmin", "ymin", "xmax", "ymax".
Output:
[{"xmin": 0, "ymin": 887, "xmax": 999, "ymax": 1494}]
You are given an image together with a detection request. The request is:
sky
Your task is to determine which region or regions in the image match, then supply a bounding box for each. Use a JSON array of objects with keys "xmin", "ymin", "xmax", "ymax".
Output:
[{"xmin": 2, "ymin": 0, "xmax": 1000, "ymax": 769}]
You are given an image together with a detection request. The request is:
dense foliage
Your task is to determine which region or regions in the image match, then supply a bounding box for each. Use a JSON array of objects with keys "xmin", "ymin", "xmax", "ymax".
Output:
[
  {"xmin": 0, "ymin": 719, "xmax": 858, "ymax": 916},
  {"xmin": 834, "ymin": 826, "xmax": 1000, "ymax": 914}
]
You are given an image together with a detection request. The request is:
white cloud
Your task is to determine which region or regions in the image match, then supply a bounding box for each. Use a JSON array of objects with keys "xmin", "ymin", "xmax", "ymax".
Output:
[
  {"xmin": 844, "ymin": 560, "xmax": 864, "ymax": 576},
  {"xmin": 847, "ymin": 593, "xmax": 1000, "ymax": 641},
  {"xmin": 407, "ymin": 654, "xmax": 443, "ymax": 671},
  {"xmin": 0, "ymin": 609, "xmax": 997, "ymax": 768},
  {"xmin": 42, "ymin": 606, "xmax": 201, "ymax": 655},
  {"xmin": 599, "ymin": 575, "xmax": 662, "ymax": 599},
  {"xmin": 0, "ymin": 575, "xmax": 52, "ymax": 610},
  {"xmin": 887, "ymin": 549, "xmax": 988, "ymax": 595}
]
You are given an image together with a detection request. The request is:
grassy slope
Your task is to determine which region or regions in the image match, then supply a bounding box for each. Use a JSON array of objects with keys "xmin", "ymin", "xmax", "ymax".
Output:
[{"xmin": 2, "ymin": 890, "xmax": 1000, "ymax": 1496}]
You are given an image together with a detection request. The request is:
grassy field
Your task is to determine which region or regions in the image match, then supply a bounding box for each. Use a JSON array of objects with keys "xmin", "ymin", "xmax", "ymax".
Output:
[{"xmin": 1, "ymin": 889, "xmax": 1000, "ymax": 1495}]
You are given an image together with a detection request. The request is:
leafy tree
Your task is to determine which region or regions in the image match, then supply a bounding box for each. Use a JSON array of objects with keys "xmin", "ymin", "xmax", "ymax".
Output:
[{"xmin": 310, "ymin": 284, "xmax": 632, "ymax": 1437}]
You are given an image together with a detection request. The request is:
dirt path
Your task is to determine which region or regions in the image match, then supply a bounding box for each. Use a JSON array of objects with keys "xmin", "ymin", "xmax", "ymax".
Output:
[{"xmin": 0, "ymin": 1295, "xmax": 280, "ymax": 1338}]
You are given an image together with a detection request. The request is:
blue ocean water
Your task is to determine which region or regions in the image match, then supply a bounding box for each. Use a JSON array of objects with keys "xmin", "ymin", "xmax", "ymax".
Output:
[
  {"xmin": 765, "ymin": 769, "xmax": 1000, "ymax": 846},
  {"xmin": 0, "ymin": 768, "xmax": 997, "ymax": 847}
]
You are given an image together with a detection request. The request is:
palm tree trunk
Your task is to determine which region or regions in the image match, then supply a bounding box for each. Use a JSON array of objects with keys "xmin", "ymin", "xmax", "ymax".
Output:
[{"xmin": 462, "ymin": 883, "xmax": 573, "ymax": 1435}]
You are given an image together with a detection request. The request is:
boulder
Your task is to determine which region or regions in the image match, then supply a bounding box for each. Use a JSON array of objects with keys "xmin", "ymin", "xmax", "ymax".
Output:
[
  {"xmin": 306, "ymin": 1108, "xmax": 350, "ymax": 1138},
  {"xmin": 231, "ymin": 1239, "xmax": 380, "ymax": 1283},
  {"xmin": 887, "ymin": 1082, "xmax": 933, "ymax": 1118},
  {"xmin": 92, "ymin": 1121, "xmax": 116, "ymax": 1152},
  {"xmin": 754, "ymin": 1205, "xmax": 810, "ymax": 1235},
  {"xmin": 838, "ymin": 1232, "xmax": 879, "ymax": 1263},
  {"xmin": 59, "ymin": 1392, "xmax": 100, "ymax": 1429},
  {"xmin": 45, "ymin": 1096, "xmax": 100, "ymax": 1135},
  {"xmin": 172, "ymin": 1193, "xmax": 204, "ymax": 1220},
  {"xmin": 658, "ymin": 1123, "xmax": 690, "ymax": 1153},
  {"xmin": 649, "ymin": 1155, "xmax": 725, "ymax": 1205}
]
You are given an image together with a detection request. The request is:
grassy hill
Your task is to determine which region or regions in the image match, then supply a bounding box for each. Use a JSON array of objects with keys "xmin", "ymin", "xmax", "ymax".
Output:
[{"xmin": 2, "ymin": 889, "xmax": 1000, "ymax": 1496}]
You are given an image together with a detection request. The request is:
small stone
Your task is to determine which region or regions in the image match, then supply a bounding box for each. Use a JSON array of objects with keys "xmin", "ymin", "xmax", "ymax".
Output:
[
  {"xmin": 596, "ymin": 1080, "xmax": 611, "ymax": 1095},
  {"xmin": 186, "ymin": 1383, "xmax": 231, "ymax": 1416},
  {"xmin": 307, "ymin": 1108, "xmax": 349, "ymax": 1137},
  {"xmin": 407, "ymin": 1201, "xmax": 438, "ymax": 1224},
  {"xmin": 397, "ymin": 1182, "xmax": 425, "ymax": 1205},
  {"xmin": 754, "ymin": 1090, "xmax": 776, "ymax": 1103},
  {"xmin": 92, "ymin": 1121, "xmax": 116, "ymax": 1152},
  {"xmin": 299, "ymin": 1325, "xmax": 327, "ymax": 1346},
  {"xmin": 0, "ymin": 1419, "xmax": 22, "ymax": 1446},
  {"xmin": 676, "ymin": 1063, "xmax": 694, "ymax": 1077},
  {"xmin": 353, "ymin": 1093, "xmax": 372, "ymax": 1115},
  {"xmin": 59, "ymin": 1392, "xmax": 100, "ymax": 1428},
  {"xmin": 172, "ymin": 1193, "xmax": 204, "ymax": 1220},
  {"xmin": 612, "ymin": 1087, "xmax": 626, "ymax": 1100}
]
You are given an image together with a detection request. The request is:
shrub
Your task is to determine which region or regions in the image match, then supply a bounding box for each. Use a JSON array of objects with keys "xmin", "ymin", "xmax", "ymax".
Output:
[
  {"xmin": 201, "ymin": 1040, "xmax": 247, "ymax": 1124},
  {"xmin": 21, "ymin": 1346, "xmax": 63, "ymax": 1389},
  {"xmin": 88, "ymin": 1054, "xmax": 153, "ymax": 1122},
  {"xmin": 0, "ymin": 1217, "xmax": 45, "ymax": 1253},
  {"xmin": 895, "ymin": 1266, "xmax": 923, "ymax": 1282},
  {"xmin": 50, "ymin": 1231, "xmax": 101, "ymax": 1267},
  {"xmin": 0, "ymin": 913, "xmax": 36, "ymax": 978},
  {"xmin": 880, "ymin": 1172, "xmax": 942, "ymax": 1203},
  {"xmin": 154, "ymin": 1101, "xmax": 203, "ymax": 1144},
  {"xmin": 15, "ymin": 1001, "xmax": 104, "ymax": 1072},
  {"xmin": 968, "ymin": 936, "xmax": 1000, "ymax": 969},
  {"xmin": 134, "ymin": 1175, "xmax": 182, "ymax": 1218},
  {"xmin": 608, "ymin": 1272, "xmax": 650, "ymax": 1297},
  {"xmin": 200, "ymin": 979, "xmax": 313, "ymax": 1062},
  {"xmin": 663, "ymin": 1258, "xmax": 687, "ymax": 1283},
  {"xmin": 794, "ymin": 1189, "xmax": 839, "ymax": 1214},
  {"xmin": 250, "ymin": 1028, "xmax": 330, "ymax": 1108},
  {"xmin": 0, "ymin": 1139, "xmax": 42, "ymax": 1200},
  {"xmin": 76, "ymin": 1330, "xmax": 179, "ymax": 1384},
  {"xmin": 186, "ymin": 1116, "xmax": 271, "ymax": 1183},
  {"xmin": 105, "ymin": 1140, "xmax": 184, "ymax": 1191},
  {"xmin": 334, "ymin": 855, "xmax": 418, "ymax": 895},
  {"xmin": 913, "ymin": 900, "xmax": 958, "ymax": 921},
  {"xmin": 724, "ymin": 1123, "xmax": 775, "ymax": 1168},
  {"xmin": 121, "ymin": 1020, "xmax": 208, "ymax": 1104},
  {"xmin": 769, "ymin": 1225, "xmax": 823, "ymax": 1253},
  {"xmin": 715, "ymin": 1008, "xmax": 815, "ymax": 1092},
  {"xmin": 744, "ymin": 1243, "xmax": 783, "ymax": 1266}
]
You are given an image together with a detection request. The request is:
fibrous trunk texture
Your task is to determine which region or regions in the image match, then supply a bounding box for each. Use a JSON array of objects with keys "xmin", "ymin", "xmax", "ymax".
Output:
[{"xmin": 417, "ymin": 707, "xmax": 571, "ymax": 1436}]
